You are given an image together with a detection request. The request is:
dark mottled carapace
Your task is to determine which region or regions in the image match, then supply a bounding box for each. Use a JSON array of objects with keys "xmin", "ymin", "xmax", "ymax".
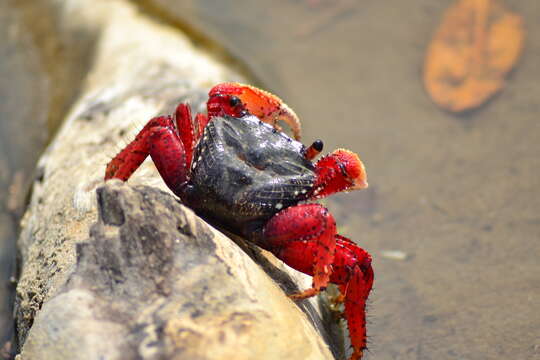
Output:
[{"xmin": 183, "ymin": 115, "xmax": 315, "ymax": 233}]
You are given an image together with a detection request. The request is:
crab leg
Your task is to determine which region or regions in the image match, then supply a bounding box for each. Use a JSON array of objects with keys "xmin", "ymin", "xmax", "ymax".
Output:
[
  {"xmin": 105, "ymin": 115, "xmax": 189, "ymax": 196},
  {"xmin": 174, "ymin": 103, "xmax": 207, "ymax": 170},
  {"xmin": 344, "ymin": 265, "xmax": 373, "ymax": 360},
  {"xmin": 259, "ymin": 203, "xmax": 373, "ymax": 360},
  {"xmin": 209, "ymin": 82, "xmax": 302, "ymax": 140},
  {"xmin": 332, "ymin": 235, "xmax": 374, "ymax": 360},
  {"xmin": 259, "ymin": 203, "xmax": 337, "ymax": 298}
]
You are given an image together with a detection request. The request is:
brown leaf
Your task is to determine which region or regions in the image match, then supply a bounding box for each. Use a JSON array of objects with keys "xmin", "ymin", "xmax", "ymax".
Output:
[{"xmin": 424, "ymin": 0, "xmax": 525, "ymax": 112}]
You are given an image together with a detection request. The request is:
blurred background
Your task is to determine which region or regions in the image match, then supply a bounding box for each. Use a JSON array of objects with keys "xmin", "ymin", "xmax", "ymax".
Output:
[{"xmin": 1, "ymin": 0, "xmax": 538, "ymax": 359}]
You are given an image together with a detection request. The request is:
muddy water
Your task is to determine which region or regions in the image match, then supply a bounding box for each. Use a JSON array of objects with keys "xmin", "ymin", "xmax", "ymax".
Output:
[{"xmin": 145, "ymin": 0, "xmax": 540, "ymax": 359}]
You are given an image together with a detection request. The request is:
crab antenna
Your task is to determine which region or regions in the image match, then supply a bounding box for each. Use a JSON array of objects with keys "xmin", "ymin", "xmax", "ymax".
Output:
[{"xmin": 305, "ymin": 139, "xmax": 324, "ymax": 160}]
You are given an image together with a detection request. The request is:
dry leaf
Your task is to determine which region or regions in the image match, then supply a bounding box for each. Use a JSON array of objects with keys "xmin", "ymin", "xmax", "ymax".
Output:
[{"xmin": 424, "ymin": 0, "xmax": 525, "ymax": 112}]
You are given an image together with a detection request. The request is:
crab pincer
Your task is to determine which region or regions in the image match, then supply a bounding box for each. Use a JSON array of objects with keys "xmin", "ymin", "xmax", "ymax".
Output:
[
  {"xmin": 105, "ymin": 83, "xmax": 373, "ymax": 360},
  {"xmin": 209, "ymin": 82, "xmax": 302, "ymax": 140}
]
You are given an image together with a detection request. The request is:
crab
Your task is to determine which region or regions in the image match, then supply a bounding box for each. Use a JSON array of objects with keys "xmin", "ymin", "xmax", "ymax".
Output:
[{"xmin": 104, "ymin": 83, "xmax": 374, "ymax": 360}]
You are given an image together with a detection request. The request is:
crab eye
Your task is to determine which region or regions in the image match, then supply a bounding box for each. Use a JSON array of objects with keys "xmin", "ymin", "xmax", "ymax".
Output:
[
  {"xmin": 229, "ymin": 96, "xmax": 242, "ymax": 107},
  {"xmin": 312, "ymin": 139, "xmax": 323, "ymax": 152}
]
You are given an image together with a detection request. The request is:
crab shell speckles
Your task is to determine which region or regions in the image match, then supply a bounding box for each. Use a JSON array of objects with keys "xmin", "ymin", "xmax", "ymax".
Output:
[{"xmin": 186, "ymin": 115, "xmax": 315, "ymax": 232}]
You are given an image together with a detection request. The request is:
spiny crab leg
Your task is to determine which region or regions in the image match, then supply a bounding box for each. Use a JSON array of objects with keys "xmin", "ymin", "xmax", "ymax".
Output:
[
  {"xmin": 174, "ymin": 103, "xmax": 196, "ymax": 170},
  {"xmin": 260, "ymin": 204, "xmax": 373, "ymax": 360},
  {"xmin": 105, "ymin": 115, "xmax": 189, "ymax": 196},
  {"xmin": 105, "ymin": 103, "xmax": 206, "ymax": 188},
  {"xmin": 209, "ymin": 82, "xmax": 302, "ymax": 140},
  {"xmin": 259, "ymin": 203, "xmax": 337, "ymax": 299},
  {"xmin": 334, "ymin": 235, "xmax": 374, "ymax": 360}
]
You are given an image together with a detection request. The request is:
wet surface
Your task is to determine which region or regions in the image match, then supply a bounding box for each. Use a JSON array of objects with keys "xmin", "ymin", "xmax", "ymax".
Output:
[{"xmin": 143, "ymin": 0, "xmax": 540, "ymax": 358}]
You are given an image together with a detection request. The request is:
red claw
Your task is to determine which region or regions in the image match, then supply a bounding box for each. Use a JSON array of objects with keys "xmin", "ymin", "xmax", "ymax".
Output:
[
  {"xmin": 311, "ymin": 148, "xmax": 368, "ymax": 199},
  {"xmin": 209, "ymin": 82, "xmax": 302, "ymax": 140}
]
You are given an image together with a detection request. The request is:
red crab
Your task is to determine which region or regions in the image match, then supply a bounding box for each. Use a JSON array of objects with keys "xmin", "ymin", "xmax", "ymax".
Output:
[{"xmin": 105, "ymin": 83, "xmax": 374, "ymax": 360}]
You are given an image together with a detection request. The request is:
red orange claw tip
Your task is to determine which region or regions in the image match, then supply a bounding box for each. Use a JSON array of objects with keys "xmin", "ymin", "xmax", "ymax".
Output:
[
  {"xmin": 312, "ymin": 148, "xmax": 368, "ymax": 198},
  {"xmin": 350, "ymin": 162, "xmax": 368, "ymax": 190},
  {"xmin": 335, "ymin": 149, "xmax": 368, "ymax": 191}
]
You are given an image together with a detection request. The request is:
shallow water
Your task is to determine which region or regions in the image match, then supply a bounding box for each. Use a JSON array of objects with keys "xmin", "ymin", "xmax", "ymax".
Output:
[{"xmin": 146, "ymin": 0, "xmax": 540, "ymax": 358}]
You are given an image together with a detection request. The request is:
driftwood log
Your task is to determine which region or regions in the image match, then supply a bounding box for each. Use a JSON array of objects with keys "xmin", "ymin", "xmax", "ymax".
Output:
[{"xmin": 14, "ymin": 0, "xmax": 343, "ymax": 359}]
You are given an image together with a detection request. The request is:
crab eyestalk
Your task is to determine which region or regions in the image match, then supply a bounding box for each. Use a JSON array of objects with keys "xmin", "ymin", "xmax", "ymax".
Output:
[
  {"xmin": 209, "ymin": 82, "xmax": 302, "ymax": 140},
  {"xmin": 304, "ymin": 139, "xmax": 324, "ymax": 160},
  {"xmin": 311, "ymin": 149, "xmax": 368, "ymax": 199},
  {"xmin": 206, "ymin": 93, "xmax": 249, "ymax": 119}
]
